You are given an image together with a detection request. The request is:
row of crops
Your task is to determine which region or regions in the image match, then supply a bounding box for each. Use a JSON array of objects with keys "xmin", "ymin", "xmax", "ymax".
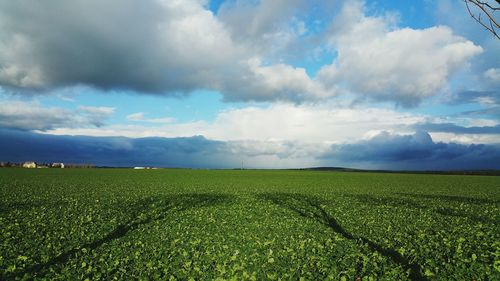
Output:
[{"xmin": 0, "ymin": 168, "xmax": 499, "ymax": 280}]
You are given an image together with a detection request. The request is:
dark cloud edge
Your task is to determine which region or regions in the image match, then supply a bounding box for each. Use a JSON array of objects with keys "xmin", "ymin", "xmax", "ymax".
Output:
[{"xmin": 1, "ymin": 129, "xmax": 499, "ymax": 171}]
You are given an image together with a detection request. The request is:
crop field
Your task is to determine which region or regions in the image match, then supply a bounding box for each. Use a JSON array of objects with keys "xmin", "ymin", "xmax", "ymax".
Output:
[{"xmin": 0, "ymin": 168, "xmax": 499, "ymax": 280}]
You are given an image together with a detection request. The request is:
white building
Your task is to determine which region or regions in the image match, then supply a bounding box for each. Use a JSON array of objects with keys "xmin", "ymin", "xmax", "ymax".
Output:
[
  {"xmin": 52, "ymin": 163, "xmax": 65, "ymax": 168},
  {"xmin": 22, "ymin": 161, "xmax": 37, "ymax": 168}
]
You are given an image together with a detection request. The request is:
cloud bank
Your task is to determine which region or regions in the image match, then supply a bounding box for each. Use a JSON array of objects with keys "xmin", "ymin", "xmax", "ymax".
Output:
[
  {"xmin": 1, "ymin": 129, "xmax": 498, "ymax": 170},
  {"xmin": 0, "ymin": 0, "xmax": 482, "ymax": 105},
  {"xmin": 324, "ymin": 131, "xmax": 500, "ymax": 170},
  {"xmin": 4, "ymin": 100, "xmax": 498, "ymax": 147}
]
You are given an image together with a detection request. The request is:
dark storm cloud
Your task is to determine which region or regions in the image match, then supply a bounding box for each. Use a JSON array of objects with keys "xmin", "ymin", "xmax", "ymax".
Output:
[
  {"xmin": 0, "ymin": 0, "xmax": 332, "ymax": 102},
  {"xmin": 0, "ymin": 0, "xmax": 248, "ymax": 95},
  {"xmin": 0, "ymin": 129, "xmax": 236, "ymax": 168},
  {"xmin": 323, "ymin": 131, "xmax": 500, "ymax": 170},
  {"xmin": 1, "ymin": 130, "xmax": 499, "ymax": 170},
  {"xmin": 0, "ymin": 0, "xmax": 168, "ymax": 92}
]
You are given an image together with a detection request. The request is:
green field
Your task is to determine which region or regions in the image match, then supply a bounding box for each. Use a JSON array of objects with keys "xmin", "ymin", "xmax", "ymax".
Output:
[{"xmin": 0, "ymin": 169, "xmax": 499, "ymax": 280}]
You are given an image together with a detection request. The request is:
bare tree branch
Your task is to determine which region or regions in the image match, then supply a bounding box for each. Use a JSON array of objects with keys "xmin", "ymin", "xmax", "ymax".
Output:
[
  {"xmin": 476, "ymin": 0, "xmax": 500, "ymax": 11},
  {"xmin": 464, "ymin": 0, "xmax": 500, "ymax": 39}
]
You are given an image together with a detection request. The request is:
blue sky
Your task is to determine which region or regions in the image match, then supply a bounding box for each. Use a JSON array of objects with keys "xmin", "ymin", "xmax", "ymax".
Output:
[{"xmin": 0, "ymin": 0, "xmax": 499, "ymax": 169}]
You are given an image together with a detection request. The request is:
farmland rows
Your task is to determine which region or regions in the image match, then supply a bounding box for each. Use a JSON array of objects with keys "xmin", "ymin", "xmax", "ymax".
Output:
[{"xmin": 0, "ymin": 169, "xmax": 499, "ymax": 280}]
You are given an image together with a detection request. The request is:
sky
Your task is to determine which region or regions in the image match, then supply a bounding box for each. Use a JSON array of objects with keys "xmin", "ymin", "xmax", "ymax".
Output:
[{"xmin": 0, "ymin": 0, "xmax": 499, "ymax": 170}]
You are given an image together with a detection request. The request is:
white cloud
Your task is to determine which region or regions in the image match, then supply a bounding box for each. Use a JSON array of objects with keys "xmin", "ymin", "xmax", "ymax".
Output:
[
  {"xmin": 484, "ymin": 68, "xmax": 500, "ymax": 83},
  {"xmin": 127, "ymin": 112, "xmax": 145, "ymax": 121},
  {"xmin": 45, "ymin": 103, "xmax": 426, "ymax": 143},
  {"xmin": 218, "ymin": 0, "xmax": 305, "ymax": 54},
  {"xmin": 429, "ymin": 132, "xmax": 500, "ymax": 145},
  {"xmin": 318, "ymin": 1, "xmax": 483, "ymax": 106},
  {"xmin": 41, "ymin": 100, "xmax": 500, "ymax": 148},
  {"xmin": 434, "ymin": 0, "xmax": 500, "ymax": 74},
  {"xmin": 226, "ymin": 139, "xmax": 330, "ymax": 160},
  {"xmin": 467, "ymin": 118, "xmax": 499, "ymax": 127},
  {"xmin": 126, "ymin": 112, "xmax": 175, "ymax": 123},
  {"xmin": 205, "ymin": 104, "xmax": 425, "ymax": 142},
  {"xmin": 220, "ymin": 58, "xmax": 335, "ymax": 102}
]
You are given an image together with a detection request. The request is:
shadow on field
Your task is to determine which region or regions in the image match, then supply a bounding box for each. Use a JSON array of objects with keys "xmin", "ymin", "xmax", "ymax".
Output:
[
  {"xmin": 6, "ymin": 193, "xmax": 232, "ymax": 280},
  {"xmin": 396, "ymin": 193, "xmax": 499, "ymax": 205},
  {"xmin": 258, "ymin": 193, "xmax": 427, "ymax": 281},
  {"xmin": 350, "ymin": 194, "xmax": 497, "ymax": 224}
]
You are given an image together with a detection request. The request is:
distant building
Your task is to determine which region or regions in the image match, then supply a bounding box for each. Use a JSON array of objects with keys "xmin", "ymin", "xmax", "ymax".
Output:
[
  {"xmin": 134, "ymin": 167, "xmax": 146, "ymax": 169},
  {"xmin": 52, "ymin": 163, "xmax": 65, "ymax": 168},
  {"xmin": 22, "ymin": 161, "xmax": 37, "ymax": 168}
]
